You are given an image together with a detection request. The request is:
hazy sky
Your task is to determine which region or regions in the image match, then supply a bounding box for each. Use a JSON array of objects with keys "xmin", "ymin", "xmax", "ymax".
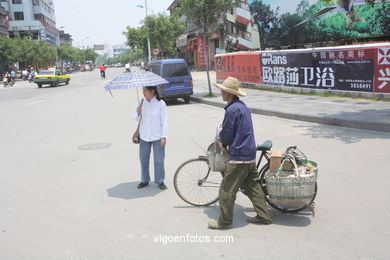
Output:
[{"xmin": 54, "ymin": 0, "xmax": 174, "ymax": 47}]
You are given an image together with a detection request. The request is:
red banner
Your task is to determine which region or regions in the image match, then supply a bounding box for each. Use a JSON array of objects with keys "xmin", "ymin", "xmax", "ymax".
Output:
[
  {"xmin": 197, "ymin": 37, "xmax": 208, "ymax": 68},
  {"xmin": 214, "ymin": 52, "xmax": 261, "ymax": 84}
]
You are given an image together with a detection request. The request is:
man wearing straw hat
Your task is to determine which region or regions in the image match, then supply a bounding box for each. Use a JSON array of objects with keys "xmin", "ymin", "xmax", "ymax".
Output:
[{"xmin": 208, "ymin": 77, "xmax": 272, "ymax": 229}]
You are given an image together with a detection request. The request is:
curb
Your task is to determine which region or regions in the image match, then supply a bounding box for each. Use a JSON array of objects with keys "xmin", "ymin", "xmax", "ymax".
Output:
[{"xmin": 191, "ymin": 96, "xmax": 390, "ymax": 133}]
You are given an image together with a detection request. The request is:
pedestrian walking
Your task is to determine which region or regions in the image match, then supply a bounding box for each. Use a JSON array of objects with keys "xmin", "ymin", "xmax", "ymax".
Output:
[
  {"xmin": 208, "ymin": 77, "xmax": 272, "ymax": 229},
  {"xmin": 10, "ymin": 70, "xmax": 16, "ymax": 84},
  {"xmin": 134, "ymin": 86, "xmax": 168, "ymax": 190}
]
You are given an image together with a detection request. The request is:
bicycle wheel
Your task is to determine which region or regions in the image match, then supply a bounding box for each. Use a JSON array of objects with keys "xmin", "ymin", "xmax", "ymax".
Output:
[
  {"xmin": 258, "ymin": 164, "xmax": 317, "ymax": 213},
  {"xmin": 174, "ymin": 157, "xmax": 222, "ymax": 206}
]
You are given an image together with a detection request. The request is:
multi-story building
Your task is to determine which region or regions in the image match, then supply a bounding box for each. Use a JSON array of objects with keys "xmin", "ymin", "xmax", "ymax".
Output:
[
  {"xmin": 0, "ymin": 5, "xmax": 8, "ymax": 37},
  {"xmin": 168, "ymin": 0, "xmax": 260, "ymax": 70},
  {"xmin": 0, "ymin": 0, "xmax": 59, "ymax": 46},
  {"xmin": 59, "ymin": 30, "xmax": 72, "ymax": 46}
]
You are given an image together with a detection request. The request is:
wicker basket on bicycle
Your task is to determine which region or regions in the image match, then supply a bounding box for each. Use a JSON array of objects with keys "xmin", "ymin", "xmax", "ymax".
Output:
[{"xmin": 265, "ymin": 149, "xmax": 318, "ymax": 209}]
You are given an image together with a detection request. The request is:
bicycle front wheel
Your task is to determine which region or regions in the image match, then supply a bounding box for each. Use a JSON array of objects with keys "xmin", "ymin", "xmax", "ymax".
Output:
[
  {"xmin": 174, "ymin": 157, "xmax": 222, "ymax": 206},
  {"xmin": 258, "ymin": 164, "xmax": 317, "ymax": 213}
]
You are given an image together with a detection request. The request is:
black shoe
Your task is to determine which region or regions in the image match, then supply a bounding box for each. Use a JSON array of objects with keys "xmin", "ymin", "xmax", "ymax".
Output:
[
  {"xmin": 158, "ymin": 182, "xmax": 167, "ymax": 190},
  {"xmin": 137, "ymin": 182, "xmax": 148, "ymax": 189}
]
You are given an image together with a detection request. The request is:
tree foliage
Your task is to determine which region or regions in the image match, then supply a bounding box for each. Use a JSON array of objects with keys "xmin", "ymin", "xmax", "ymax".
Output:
[
  {"xmin": 0, "ymin": 37, "xmax": 98, "ymax": 69},
  {"xmin": 124, "ymin": 13, "xmax": 185, "ymax": 58}
]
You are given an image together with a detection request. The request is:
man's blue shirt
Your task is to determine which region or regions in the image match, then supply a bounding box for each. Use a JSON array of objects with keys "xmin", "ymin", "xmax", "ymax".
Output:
[{"xmin": 219, "ymin": 96, "xmax": 256, "ymax": 161}]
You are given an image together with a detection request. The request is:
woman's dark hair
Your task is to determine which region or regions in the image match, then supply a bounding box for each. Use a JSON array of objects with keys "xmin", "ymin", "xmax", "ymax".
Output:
[{"xmin": 145, "ymin": 86, "xmax": 162, "ymax": 101}]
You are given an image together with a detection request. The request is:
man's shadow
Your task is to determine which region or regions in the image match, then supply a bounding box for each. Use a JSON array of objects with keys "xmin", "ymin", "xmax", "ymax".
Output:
[
  {"xmin": 107, "ymin": 182, "xmax": 163, "ymax": 200},
  {"xmin": 203, "ymin": 203, "xmax": 312, "ymax": 228}
]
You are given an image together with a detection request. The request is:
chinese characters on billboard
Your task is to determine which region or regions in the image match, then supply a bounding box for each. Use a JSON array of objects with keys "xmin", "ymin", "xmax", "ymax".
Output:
[
  {"xmin": 215, "ymin": 53, "xmax": 261, "ymax": 84},
  {"xmin": 214, "ymin": 45, "xmax": 390, "ymax": 94}
]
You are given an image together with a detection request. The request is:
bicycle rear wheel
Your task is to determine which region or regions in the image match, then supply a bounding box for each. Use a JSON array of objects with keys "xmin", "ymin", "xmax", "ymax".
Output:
[
  {"xmin": 174, "ymin": 157, "xmax": 222, "ymax": 206},
  {"xmin": 258, "ymin": 164, "xmax": 317, "ymax": 213}
]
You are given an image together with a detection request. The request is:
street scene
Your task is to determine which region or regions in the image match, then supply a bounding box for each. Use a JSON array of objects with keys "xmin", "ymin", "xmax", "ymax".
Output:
[{"xmin": 1, "ymin": 0, "xmax": 390, "ymax": 259}]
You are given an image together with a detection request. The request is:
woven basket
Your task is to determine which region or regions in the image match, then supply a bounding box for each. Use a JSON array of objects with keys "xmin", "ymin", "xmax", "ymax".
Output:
[{"xmin": 265, "ymin": 155, "xmax": 318, "ymax": 209}]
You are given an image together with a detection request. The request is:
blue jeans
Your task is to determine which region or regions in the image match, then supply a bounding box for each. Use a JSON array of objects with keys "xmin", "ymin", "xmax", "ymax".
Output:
[{"xmin": 139, "ymin": 139, "xmax": 165, "ymax": 184}]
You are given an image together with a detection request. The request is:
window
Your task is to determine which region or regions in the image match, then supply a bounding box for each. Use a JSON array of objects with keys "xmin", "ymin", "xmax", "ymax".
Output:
[
  {"xmin": 12, "ymin": 0, "xmax": 22, "ymax": 4},
  {"xmin": 14, "ymin": 12, "xmax": 24, "ymax": 20},
  {"xmin": 149, "ymin": 63, "xmax": 161, "ymax": 76},
  {"xmin": 162, "ymin": 63, "xmax": 189, "ymax": 78}
]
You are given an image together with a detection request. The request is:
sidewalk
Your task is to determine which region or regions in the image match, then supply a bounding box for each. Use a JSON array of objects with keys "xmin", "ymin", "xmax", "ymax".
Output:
[{"xmin": 190, "ymin": 71, "xmax": 390, "ymax": 133}]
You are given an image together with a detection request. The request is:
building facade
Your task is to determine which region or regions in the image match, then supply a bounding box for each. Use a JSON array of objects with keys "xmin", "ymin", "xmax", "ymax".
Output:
[
  {"xmin": 59, "ymin": 30, "xmax": 72, "ymax": 46},
  {"xmin": 0, "ymin": 0, "xmax": 60, "ymax": 45},
  {"xmin": 0, "ymin": 5, "xmax": 8, "ymax": 37},
  {"xmin": 168, "ymin": 0, "xmax": 260, "ymax": 70}
]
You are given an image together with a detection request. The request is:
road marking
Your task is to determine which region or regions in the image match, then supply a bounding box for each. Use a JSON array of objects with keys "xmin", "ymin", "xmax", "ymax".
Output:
[
  {"xmin": 54, "ymin": 94, "xmax": 63, "ymax": 98},
  {"xmin": 25, "ymin": 100, "xmax": 44, "ymax": 106}
]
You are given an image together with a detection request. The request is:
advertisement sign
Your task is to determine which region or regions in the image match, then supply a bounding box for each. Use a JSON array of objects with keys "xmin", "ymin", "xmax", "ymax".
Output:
[
  {"xmin": 214, "ymin": 44, "xmax": 390, "ymax": 94},
  {"xmin": 197, "ymin": 37, "xmax": 208, "ymax": 68},
  {"xmin": 215, "ymin": 52, "xmax": 261, "ymax": 84},
  {"xmin": 376, "ymin": 47, "xmax": 390, "ymax": 93},
  {"xmin": 248, "ymin": 0, "xmax": 390, "ymax": 48},
  {"xmin": 260, "ymin": 48, "xmax": 375, "ymax": 92}
]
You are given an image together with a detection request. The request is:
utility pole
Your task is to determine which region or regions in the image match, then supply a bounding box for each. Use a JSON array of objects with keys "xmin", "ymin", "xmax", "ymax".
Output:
[{"xmin": 145, "ymin": 0, "xmax": 152, "ymax": 63}]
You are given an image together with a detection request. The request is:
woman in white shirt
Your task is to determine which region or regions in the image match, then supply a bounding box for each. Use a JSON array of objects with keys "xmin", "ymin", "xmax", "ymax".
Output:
[{"xmin": 135, "ymin": 86, "xmax": 168, "ymax": 190}]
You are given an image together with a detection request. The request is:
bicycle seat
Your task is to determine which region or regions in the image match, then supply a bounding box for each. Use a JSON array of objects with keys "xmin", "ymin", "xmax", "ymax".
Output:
[{"xmin": 256, "ymin": 140, "xmax": 272, "ymax": 151}]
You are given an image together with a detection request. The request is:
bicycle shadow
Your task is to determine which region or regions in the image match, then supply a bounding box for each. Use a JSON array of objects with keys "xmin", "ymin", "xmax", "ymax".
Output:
[{"xmin": 106, "ymin": 182, "xmax": 163, "ymax": 200}]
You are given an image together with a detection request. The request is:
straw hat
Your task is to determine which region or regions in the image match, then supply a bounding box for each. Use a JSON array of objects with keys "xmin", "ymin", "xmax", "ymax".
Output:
[{"xmin": 213, "ymin": 77, "xmax": 246, "ymax": 97}]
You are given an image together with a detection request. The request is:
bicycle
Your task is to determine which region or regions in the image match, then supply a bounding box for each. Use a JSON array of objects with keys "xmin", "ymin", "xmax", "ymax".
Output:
[{"xmin": 173, "ymin": 140, "xmax": 317, "ymax": 212}]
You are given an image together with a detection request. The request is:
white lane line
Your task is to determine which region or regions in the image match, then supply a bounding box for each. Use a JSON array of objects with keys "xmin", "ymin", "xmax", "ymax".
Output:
[
  {"xmin": 54, "ymin": 94, "xmax": 63, "ymax": 98},
  {"xmin": 25, "ymin": 100, "xmax": 44, "ymax": 106}
]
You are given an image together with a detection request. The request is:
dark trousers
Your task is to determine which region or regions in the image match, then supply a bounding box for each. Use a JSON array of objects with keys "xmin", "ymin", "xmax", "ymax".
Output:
[{"xmin": 218, "ymin": 163, "xmax": 271, "ymax": 226}]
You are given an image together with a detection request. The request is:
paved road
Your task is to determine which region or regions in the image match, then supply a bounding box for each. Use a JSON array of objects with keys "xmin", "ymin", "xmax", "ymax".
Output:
[{"xmin": 1, "ymin": 68, "xmax": 390, "ymax": 259}]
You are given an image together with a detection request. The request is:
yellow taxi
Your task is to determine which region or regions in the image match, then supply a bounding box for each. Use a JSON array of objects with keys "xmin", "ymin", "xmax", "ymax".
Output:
[{"xmin": 33, "ymin": 69, "xmax": 70, "ymax": 88}]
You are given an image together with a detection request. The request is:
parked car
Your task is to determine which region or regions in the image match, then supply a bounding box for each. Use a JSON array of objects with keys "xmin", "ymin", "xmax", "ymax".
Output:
[
  {"xmin": 33, "ymin": 70, "xmax": 70, "ymax": 88},
  {"xmin": 148, "ymin": 59, "xmax": 193, "ymax": 103}
]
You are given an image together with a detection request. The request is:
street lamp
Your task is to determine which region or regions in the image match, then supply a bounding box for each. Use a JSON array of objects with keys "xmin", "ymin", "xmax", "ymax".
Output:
[
  {"xmin": 137, "ymin": 1, "xmax": 152, "ymax": 63},
  {"xmin": 81, "ymin": 37, "xmax": 90, "ymax": 64}
]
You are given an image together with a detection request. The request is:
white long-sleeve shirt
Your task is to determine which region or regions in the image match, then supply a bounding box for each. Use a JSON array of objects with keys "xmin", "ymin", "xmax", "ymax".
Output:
[{"xmin": 133, "ymin": 97, "xmax": 168, "ymax": 142}]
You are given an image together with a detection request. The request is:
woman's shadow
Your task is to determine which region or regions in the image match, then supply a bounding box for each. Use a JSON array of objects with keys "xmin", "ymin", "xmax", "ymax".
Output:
[{"xmin": 107, "ymin": 182, "xmax": 163, "ymax": 200}]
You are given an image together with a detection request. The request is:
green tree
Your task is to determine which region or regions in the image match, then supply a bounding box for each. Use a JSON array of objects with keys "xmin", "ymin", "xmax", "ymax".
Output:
[
  {"xmin": 144, "ymin": 13, "xmax": 185, "ymax": 57},
  {"xmin": 180, "ymin": 0, "xmax": 233, "ymax": 95},
  {"xmin": 0, "ymin": 38, "xmax": 18, "ymax": 66},
  {"xmin": 249, "ymin": 0, "xmax": 280, "ymax": 49},
  {"xmin": 83, "ymin": 48, "xmax": 98, "ymax": 63}
]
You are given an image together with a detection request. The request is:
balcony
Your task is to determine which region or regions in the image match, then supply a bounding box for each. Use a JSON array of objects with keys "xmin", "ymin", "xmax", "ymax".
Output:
[
  {"xmin": 227, "ymin": 34, "xmax": 253, "ymax": 50},
  {"xmin": 235, "ymin": 7, "xmax": 251, "ymax": 25}
]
